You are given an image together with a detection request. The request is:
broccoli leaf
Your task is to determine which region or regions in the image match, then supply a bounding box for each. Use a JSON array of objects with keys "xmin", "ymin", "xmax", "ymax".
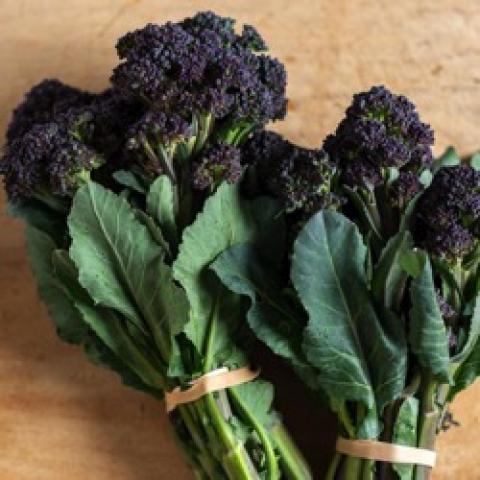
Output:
[
  {"xmin": 433, "ymin": 146, "xmax": 460, "ymax": 173},
  {"xmin": 26, "ymin": 225, "xmax": 160, "ymax": 396},
  {"xmin": 76, "ymin": 302, "xmax": 165, "ymax": 390},
  {"xmin": 372, "ymin": 231, "xmax": 413, "ymax": 310},
  {"xmin": 113, "ymin": 170, "xmax": 147, "ymax": 194},
  {"xmin": 292, "ymin": 211, "xmax": 406, "ymax": 438},
  {"xmin": 448, "ymin": 296, "xmax": 480, "ymax": 400},
  {"xmin": 26, "ymin": 226, "xmax": 87, "ymax": 343},
  {"xmin": 68, "ymin": 181, "xmax": 189, "ymax": 366},
  {"xmin": 231, "ymin": 378, "xmax": 276, "ymax": 428},
  {"xmin": 211, "ymin": 243, "xmax": 319, "ymax": 391},
  {"xmin": 173, "ymin": 182, "xmax": 258, "ymax": 359},
  {"xmin": 10, "ymin": 199, "xmax": 65, "ymax": 245},
  {"xmin": 409, "ymin": 254, "xmax": 450, "ymax": 382},
  {"xmin": 147, "ymin": 175, "xmax": 178, "ymax": 251}
]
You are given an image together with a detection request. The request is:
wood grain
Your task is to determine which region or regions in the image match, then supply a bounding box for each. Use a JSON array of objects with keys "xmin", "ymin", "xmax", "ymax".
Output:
[{"xmin": 1, "ymin": 1, "xmax": 480, "ymax": 478}]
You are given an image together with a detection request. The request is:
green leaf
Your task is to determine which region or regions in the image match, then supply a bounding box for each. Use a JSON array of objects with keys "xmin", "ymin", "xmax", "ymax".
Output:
[
  {"xmin": 433, "ymin": 147, "xmax": 460, "ymax": 172},
  {"xmin": 26, "ymin": 226, "xmax": 88, "ymax": 344},
  {"xmin": 75, "ymin": 302, "xmax": 165, "ymax": 390},
  {"xmin": 211, "ymin": 243, "xmax": 319, "ymax": 390},
  {"xmin": 372, "ymin": 231, "xmax": 413, "ymax": 310},
  {"xmin": 455, "ymin": 296, "xmax": 480, "ymax": 364},
  {"xmin": 470, "ymin": 153, "xmax": 480, "ymax": 171},
  {"xmin": 173, "ymin": 182, "xmax": 258, "ymax": 357},
  {"xmin": 147, "ymin": 175, "xmax": 178, "ymax": 250},
  {"xmin": 392, "ymin": 396, "xmax": 419, "ymax": 480},
  {"xmin": 51, "ymin": 248, "xmax": 165, "ymax": 394},
  {"xmin": 343, "ymin": 186, "xmax": 383, "ymax": 247},
  {"xmin": 292, "ymin": 211, "xmax": 406, "ymax": 437},
  {"xmin": 135, "ymin": 209, "xmax": 171, "ymax": 257},
  {"xmin": 398, "ymin": 194, "xmax": 421, "ymax": 233},
  {"xmin": 231, "ymin": 378, "xmax": 276, "ymax": 428},
  {"xmin": 68, "ymin": 182, "xmax": 189, "ymax": 363},
  {"xmin": 26, "ymin": 225, "xmax": 163, "ymax": 397},
  {"xmin": 83, "ymin": 334, "xmax": 162, "ymax": 399},
  {"xmin": 400, "ymin": 250, "xmax": 426, "ymax": 278},
  {"xmin": 418, "ymin": 169, "xmax": 433, "ymax": 187},
  {"xmin": 113, "ymin": 170, "xmax": 147, "ymax": 194},
  {"xmin": 448, "ymin": 296, "xmax": 480, "ymax": 400},
  {"xmin": 449, "ymin": 337, "xmax": 480, "ymax": 400},
  {"xmin": 250, "ymin": 197, "xmax": 286, "ymax": 266},
  {"xmin": 9, "ymin": 199, "xmax": 65, "ymax": 244},
  {"xmin": 409, "ymin": 255, "xmax": 450, "ymax": 381}
]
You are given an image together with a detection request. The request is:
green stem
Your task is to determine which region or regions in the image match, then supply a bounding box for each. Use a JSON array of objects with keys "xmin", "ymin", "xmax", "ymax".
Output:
[
  {"xmin": 270, "ymin": 422, "xmax": 313, "ymax": 480},
  {"xmin": 326, "ymin": 453, "xmax": 342, "ymax": 480},
  {"xmin": 177, "ymin": 405, "xmax": 220, "ymax": 478},
  {"xmin": 361, "ymin": 459, "xmax": 375, "ymax": 480},
  {"xmin": 344, "ymin": 456, "xmax": 363, "ymax": 480},
  {"xmin": 339, "ymin": 404, "xmax": 356, "ymax": 439},
  {"xmin": 415, "ymin": 379, "xmax": 439, "ymax": 480},
  {"xmin": 229, "ymin": 388, "xmax": 280, "ymax": 480},
  {"xmin": 204, "ymin": 393, "xmax": 259, "ymax": 480}
]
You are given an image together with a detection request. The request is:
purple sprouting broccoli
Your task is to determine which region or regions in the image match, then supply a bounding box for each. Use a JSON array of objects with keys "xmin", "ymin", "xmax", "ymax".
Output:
[
  {"xmin": 1, "ymin": 121, "xmax": 102, "ymax": 202},
  {"xmin": 111, "ymin": 11, "xmax": 287, "ymax": 147},
  {"xmin": 192, "ymin": 142, "xmax": 242, "ymax": 191},
  {"xmin": 6, "ymin": 79, "xmax": 94, "ymax": 146},
  {"xmin": 324, "ymin": 85, "xmax": 434, "ymax": 206},
  {"xmin": 242, "ymin": 130, "xmax": 337, "ymax": 217},
  {"xmin": 0, "ymin": 79, "xmax": 151, "ymax": 205},
  {"xmin": 414, "ymin": 165, "xmax": 480, "ymax": 261},
  {"xmin": 126, "ymin": 110, "xmax": 192, "ymax": 181},
  {"xmin": 0, "ymin": 83, "xmax": 109, "ymax": 203}
]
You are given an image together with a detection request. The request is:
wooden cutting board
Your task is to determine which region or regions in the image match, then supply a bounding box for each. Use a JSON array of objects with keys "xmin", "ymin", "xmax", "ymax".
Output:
[{"xmin": 1, "ymin": 1, "xmax": 480, "ymax": 478}]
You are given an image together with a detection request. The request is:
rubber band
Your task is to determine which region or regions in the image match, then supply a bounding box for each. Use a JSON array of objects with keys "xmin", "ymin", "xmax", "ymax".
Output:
[
  {"xmin": 165, "ymin": 366, "xmax": 260, "ymax": 413},
  {"xmin": 336, "ymin": 437, "xmax": 436, "ymax": 468}
]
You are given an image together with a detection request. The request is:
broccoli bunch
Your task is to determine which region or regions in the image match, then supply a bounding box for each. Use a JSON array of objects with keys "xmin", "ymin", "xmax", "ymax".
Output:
[
  {"xmin": 414, "ymin": 164, "xmax": 480, "ymax": 260},
  {"xmin": 324, "ymin": 85, "xmax": 434, "ymax": 207},
  {"xmin": 243, "ymin": 130, "xmax": 337, "ymax": 217}
]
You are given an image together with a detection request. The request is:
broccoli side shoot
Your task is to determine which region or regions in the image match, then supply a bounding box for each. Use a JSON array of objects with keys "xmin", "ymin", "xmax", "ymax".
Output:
[
  {"xmin": 324, "ymin": 85, "xmax": 434, "ymax": 205},
  {"xmin": 243, "ymin": 130, "xmax": 337, "ymax": 217},
  {"xmin": 414, "ymin": 165, "xmax": 480, "ymax": 261}
]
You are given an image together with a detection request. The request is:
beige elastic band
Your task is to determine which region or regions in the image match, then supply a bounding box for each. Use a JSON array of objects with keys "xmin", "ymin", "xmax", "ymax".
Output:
[
  {"xmin": 165, "ymin": 366, "xmax": 260, "ymax": 413},
  {"xmin": 336, "ymin": 438, "xmax": 436, "ymax": 468}
]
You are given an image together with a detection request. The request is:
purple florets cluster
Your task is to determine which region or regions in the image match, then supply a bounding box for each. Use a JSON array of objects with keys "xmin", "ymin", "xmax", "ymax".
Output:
[
  {"xmin": 111, "ymin": 11, "xmax": 287, "ymax": 125},
  {"xmin": 86, "ymin": 89, "xmax": 146, "ymax": 156},
  {"xmin": 414, "ymin": 165, "xmax": 480, "ymax": 259},
  {"xmin": 192, "ymin": 142, "xmax": 242, "ymax": 190},
  {"xmin": 243, "ymin": 131, "xmax": 335, "ymax": 215},
  {"xmin": 6, "ymin": 79, "xmax": 94, "ymax": 146},
  {"xmin": 1, "ymin": 122, "xmax": 101, "ymax": 199},
  {"xmin": 389, "ymin": 171, "xmax": 423, "ymax": 208},
  {"xmin": 0, "ymin": 80, "xmax": 123, "ymax": 200},
  {"xmin": 127, "ymin": 110, "xmax": 191, "ymax": 148},
  {"xmin": 324, "ymin": 85, "xmax": 434, "ymax": 190}
]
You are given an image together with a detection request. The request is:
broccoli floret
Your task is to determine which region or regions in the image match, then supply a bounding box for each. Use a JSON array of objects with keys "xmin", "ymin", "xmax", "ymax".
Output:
[
  {"xmin": 389, "ymin": 171, "xmax": 423, "ymax": 209},
  {"xmin": 243, "ymin": 131, "xmax": 336, "ymax": 216},
  {"xmin": 1, "ymin": 121, "xmax": 102, "ymax": 200},
  {"xmin": 414, "ymin": 165, "xmax": 480, "ymax": 260},
  {"xmin": 324, "ymin": 85, "xmax": 434, "ymax": 190},
  {"xmin": 192, "ymin": 142, "xmax": 242, "ymax": 190},
  {"xmin": 111, "ymin": 11, "xmax": 287, "ymax": 127},
  {"xmin": 6, "ymin": 79, "xmax": 94, "ymax": 146}
]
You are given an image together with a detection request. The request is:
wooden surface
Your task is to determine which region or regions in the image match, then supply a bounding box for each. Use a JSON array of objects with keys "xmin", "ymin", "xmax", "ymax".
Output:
[{"xmin": 1, "ymin": 1, "xmax": 480, "ymax": 479}]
